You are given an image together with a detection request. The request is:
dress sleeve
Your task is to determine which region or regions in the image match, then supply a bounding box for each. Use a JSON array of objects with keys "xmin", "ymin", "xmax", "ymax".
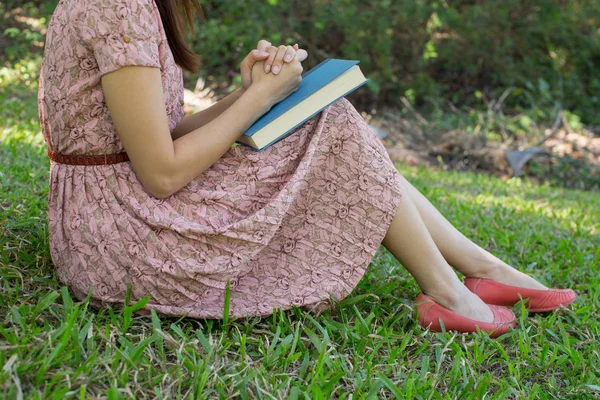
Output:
[{"xmin": 76, "ymin": 0, "xmax": 162, "ymax": 77}]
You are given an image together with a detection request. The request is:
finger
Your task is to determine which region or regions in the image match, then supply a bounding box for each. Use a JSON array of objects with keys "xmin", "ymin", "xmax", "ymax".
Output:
[
  {"xmin": 296, "ymin": 49, "xmax": 308, "ymax": 62},
  {"xmin": 256, "ymin": 39, "xmax": 271, "ymax": 53},
  {"xmin": 264, "ymin": 45, "xmax": 278, "ymax": 73},
  {"xmin": 293, "ymin": 43, "xmax": 299, "ymax": 50},
  {"xmin": 250, "ymin": 49, "xmax": 270, "ymax": 60},
  {"xmin": 282, "ymin": 46, "xmax": 297, "ymax": 64},
  {"xmin": 241, "ymin": 49, "xmax": 269, "ymax": 74},
  {"xmin": 272, "ymin": 45, "xmax": 291, "ymax": 74}
]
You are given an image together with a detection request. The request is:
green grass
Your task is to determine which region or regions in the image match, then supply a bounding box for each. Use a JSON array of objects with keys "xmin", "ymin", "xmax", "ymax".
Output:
[{"xmin": 2, "ymin": 57, "xmax": 600, "ymax": 399}]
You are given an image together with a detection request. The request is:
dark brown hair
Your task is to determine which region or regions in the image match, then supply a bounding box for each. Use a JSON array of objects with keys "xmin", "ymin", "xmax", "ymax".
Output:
[{"xmin": 154, "ymin": 0, "xmax": 205, "ymax": 74}]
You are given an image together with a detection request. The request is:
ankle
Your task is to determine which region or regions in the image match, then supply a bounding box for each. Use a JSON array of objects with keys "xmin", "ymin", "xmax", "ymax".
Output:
[
  {"xmin": 422, "ymin": 284, "xmax": 462, "ymax": 309},
  {"xmin": 464, "ymin": 261, "xmax": 508, "ymax": 279}
]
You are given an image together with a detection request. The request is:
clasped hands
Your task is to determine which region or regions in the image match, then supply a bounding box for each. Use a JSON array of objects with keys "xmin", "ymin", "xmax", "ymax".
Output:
[{"xmin": 240, "ymin": 39, "xmax": 309, "ymax": 92}]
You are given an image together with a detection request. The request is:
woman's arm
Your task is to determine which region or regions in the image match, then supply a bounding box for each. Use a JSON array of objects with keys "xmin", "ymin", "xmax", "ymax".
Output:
[
  {"xmin": 101, "ymin": 58, "xmax": 303, "ymax": 199},
  {"xmin": 102, "ymin": 66, "xmax": 269, "ymax": 198},
  {"xmin": 170, "ymin": 87, "xmax": 246, "ymax": 140},
  {"xmin": 170, "ymin": 41, "xmax": 309, "ymax": 141}
]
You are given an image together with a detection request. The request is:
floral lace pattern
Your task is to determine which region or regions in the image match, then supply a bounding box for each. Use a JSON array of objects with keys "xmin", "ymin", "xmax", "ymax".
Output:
[{"xmin": 38, "ymin": 0, "xmax": 404, "ymax": 319}]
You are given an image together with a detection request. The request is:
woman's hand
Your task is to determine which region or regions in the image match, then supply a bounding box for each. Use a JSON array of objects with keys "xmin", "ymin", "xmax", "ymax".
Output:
[
  {"xmin": 263, "ymin": 43, "xmax": 308, "ymax": 75},
  {"xmin": 240, "ymin": 40, "xmax": 308, "ymax": 91},
  {"xmin": 247, "ymin": 54, "xmax": 303, "ymax": 110},
  {"xmin": 240, "ymin": 44, "xmax": 269, "ymax": 92}
]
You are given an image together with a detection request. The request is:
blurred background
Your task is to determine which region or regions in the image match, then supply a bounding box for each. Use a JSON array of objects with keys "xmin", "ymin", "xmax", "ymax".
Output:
[
  {"xmin": 1, "ymin": 0, "xmax": 599, "ymax": 189},
  {"xmin": 2, "ymin": 4, "xmax": 600, "ymax": 398}
]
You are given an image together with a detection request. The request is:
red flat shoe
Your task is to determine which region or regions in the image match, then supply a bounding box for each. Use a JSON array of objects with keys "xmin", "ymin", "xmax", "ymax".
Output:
[
  {"xmin": 464, "ymin": 278, "xmax": 576, "ymax": 312},
  {"xmin": 415, "ymin": 293, "xmax": 517, "ymax": 338}
]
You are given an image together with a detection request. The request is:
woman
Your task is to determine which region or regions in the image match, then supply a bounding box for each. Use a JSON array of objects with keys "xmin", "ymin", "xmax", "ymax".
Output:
[{"xmin": 38, "ymin": 0, "xmax": 575, "ymax": 338}]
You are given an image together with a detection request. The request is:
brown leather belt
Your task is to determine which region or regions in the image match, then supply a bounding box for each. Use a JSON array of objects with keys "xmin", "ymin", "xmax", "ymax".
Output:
[{"xmin": 47, "ymin": 148, "xmax": 130, "ymax": 165}]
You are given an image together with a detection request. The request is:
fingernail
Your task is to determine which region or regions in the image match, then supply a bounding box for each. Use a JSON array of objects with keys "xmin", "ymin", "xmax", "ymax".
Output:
[
  {"xmin": 284, "ymin": 55, "xmax": 292, "ymax": 62},
  {"xmin": 265, "ymin": 64, "xmax": 271, "ymax": 73},
  {"xmin": 273, "ymin": 65, "xmax": 279, "ymax": 74},
  {"xmin": 260, "ymin": 51, "xmax": 269, "ymax": 56}
]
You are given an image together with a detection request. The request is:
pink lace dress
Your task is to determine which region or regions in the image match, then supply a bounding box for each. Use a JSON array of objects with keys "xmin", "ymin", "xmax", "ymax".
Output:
[{"xmin": 38, "ymin": 0, "xmax": 403, "ymax": 319}]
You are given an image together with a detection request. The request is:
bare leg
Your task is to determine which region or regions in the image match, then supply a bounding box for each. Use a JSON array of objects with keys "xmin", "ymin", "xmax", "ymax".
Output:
[
  {"xmin": 396, "ymin": 174, "xmax": 547, "ymax": 290},
  {"xmin": 381, "ymin": 181, "xmax": 495, "ymax": 322}
]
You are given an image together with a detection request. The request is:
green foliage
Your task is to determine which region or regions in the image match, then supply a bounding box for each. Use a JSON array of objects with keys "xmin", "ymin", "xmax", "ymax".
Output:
[
  {"xmin": 0, "ymin": 1, "xmax": 55, "ymax": 64},
  {"xmin": 4, "ymin": 1, "xmax": 598, "ymax": 123},
  {"xmin": 192, "ymin": 0, "xmax": 600, "ymax": 123}
]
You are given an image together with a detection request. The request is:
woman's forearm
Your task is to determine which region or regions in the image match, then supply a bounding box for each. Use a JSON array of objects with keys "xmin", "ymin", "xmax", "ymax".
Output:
[
  {"xmin": 155, "ymin": 87, "xmax": 270, "ymax": 198},
  {"xmin": 170, "ymin": 87, "xmax": 246, "ymax": 140}
]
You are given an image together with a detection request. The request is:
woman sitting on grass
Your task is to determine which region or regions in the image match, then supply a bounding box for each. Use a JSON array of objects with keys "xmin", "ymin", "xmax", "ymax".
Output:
[{"xmin": 38, "ymin": 0, "xmax": 575, "ymax": 338}]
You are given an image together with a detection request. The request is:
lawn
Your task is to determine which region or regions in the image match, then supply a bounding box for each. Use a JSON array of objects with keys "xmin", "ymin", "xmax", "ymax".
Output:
[{"xmin": 1, "ymin": 58, "xmax": 599, "ymax": 399}]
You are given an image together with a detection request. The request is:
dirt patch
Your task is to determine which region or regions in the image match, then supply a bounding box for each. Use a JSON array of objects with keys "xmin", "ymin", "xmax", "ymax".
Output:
[{"xmin": 366, "ymin": 107, "xmax": 600, "ymax": 191}]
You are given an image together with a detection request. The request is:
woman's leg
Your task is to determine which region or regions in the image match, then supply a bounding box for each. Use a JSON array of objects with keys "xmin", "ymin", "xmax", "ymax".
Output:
[
  {"xmin": 381, "ymin": 179, "xmax": 495, "ymax": 322},
  {"xmin": 396, "ymin": 174, "xmax": 547, "ymax": 290}
]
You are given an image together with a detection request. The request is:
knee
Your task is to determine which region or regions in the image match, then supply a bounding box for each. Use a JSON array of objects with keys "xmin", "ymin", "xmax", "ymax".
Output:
[
  {"xmin": 330, "ymin": 97, "xmax": 354, "ymax": 113},
  {"xmin": 325, "ymin": 97, "xmax": 363, "ymax": 130}
]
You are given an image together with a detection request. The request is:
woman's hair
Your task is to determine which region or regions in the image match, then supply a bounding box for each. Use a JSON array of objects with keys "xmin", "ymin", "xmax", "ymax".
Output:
[{"xmin": 154, "ymin": 0, "xmax": 205, "ymax": 73}]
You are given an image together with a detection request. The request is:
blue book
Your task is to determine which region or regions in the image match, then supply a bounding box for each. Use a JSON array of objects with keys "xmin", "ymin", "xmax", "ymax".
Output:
[{"xmin": 236, "ymin": 58, "xmax": 369, "ymax": 151}]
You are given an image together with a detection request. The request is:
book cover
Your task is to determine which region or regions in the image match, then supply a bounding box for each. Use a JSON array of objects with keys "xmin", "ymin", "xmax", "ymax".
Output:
[{"xmin": 235, "ymin": 58, "xmax": 368, "ymax": 151}]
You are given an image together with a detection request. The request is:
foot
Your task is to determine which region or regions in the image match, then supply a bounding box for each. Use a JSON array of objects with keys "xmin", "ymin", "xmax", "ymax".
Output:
[
  {"xmin": 464, "ymin": 277, "xmax": 576, "ymax": 312},
  {"xmin": 415, "ymin": 293, "xmax": 516, "ymax": 338},
  {"xmin": 424, "ymin": 285, "xmax": 495, "ymax": 323},
  {"xmin": 467, "ymin": 262, "xmax": 548, "ymax": 291}
]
